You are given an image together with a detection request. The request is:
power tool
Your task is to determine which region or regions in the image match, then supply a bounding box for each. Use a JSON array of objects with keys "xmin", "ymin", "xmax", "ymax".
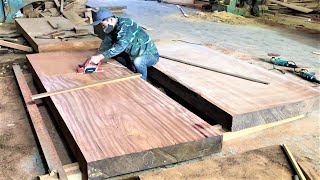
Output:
[
  {"xmin": 295, "ymin": 69, "xmax": 320, "ymax": 83},
  {"xmin": 77, "ymin": 59, "xmax": 102, "ymax": 74},
  {"xmin": 267, "ymin": 53, "xmax": 298, "ymax": 68}
]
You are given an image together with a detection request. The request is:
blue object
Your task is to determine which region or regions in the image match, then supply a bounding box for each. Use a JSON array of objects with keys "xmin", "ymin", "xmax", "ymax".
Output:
[
  {"xmin": 92, "ymin": 8, "xmax": 113, "ymax": 26},
  {"xmin": 0, "ymin": 0, "xmax": 44, "ymax": 22}
]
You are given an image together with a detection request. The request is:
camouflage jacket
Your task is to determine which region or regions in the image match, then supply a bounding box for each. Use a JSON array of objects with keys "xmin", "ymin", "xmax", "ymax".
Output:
[{"xmin": 98, "ymin": 16, "xmax": 158, "ymax": 60}]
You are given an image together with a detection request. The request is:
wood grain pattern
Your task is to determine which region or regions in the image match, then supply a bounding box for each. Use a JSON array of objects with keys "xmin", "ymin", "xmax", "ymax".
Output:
[
  {"xmin": 15, "ymin": 17, "xmax": 101, "ymax": 53},
  {"xmin": 149, "ymin": 41, "xmax": 320, "ymax": 131},
  {"xmin": 26, "ymin": 50, "xmax": 222, "ymax": 179}
]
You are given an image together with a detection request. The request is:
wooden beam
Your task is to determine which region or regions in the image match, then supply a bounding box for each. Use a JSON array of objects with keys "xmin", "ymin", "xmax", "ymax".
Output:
[
  {"xmin": 12, "ymin": 65, "xmax": 68, "ymax": 180},
  {"xmin": 0, "ymin": 40, "xmax": 33, "ymax": 52},
  {"xmin": 31, "ymin": 74, "xmax": 141, "ymax": 100},
  {"xmin": 268, "ymin": 0, "xmax": 313, "ymax": 13},
  {"xmin": 282, "ymin": 144, "xmax": 306, "ymax": 180},
  {"xmin": 223, "ymin": 115, "xmax": 305, "ymax": 141}
]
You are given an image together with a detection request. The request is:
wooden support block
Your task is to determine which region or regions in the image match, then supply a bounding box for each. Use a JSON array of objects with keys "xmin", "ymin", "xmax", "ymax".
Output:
[
  {"xmin": 0, "ymin": 40, "xmax": 32, "ymax": 52},
  {"xmin": 38, "ymin": 163, "xmax": 82, "ymax": 180},
  {"xmin": 23, "ymin": 4, "xmax": 34, "ymax": 16}
]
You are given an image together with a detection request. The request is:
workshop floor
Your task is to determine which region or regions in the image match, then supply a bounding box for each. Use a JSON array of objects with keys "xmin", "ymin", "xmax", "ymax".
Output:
[{"xmin": 0, "ymin": 0, "xmax": 319, "ymax": 179}]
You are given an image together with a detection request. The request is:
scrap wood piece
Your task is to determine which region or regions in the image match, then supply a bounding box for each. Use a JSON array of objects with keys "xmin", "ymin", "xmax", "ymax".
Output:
[
  {"xmin": 48, "ymin": 20, "xmax": 60, "ymax": 29},
  {"xmin": 63, "ymin": 10, "xmax": 88, "ymax": 25},
  {"xmin": 53, "ymin": 0, "xmax": 61, "ymax": 8},
  {"xmin": 0, "ymin": 40, "xmax": 33, "ymax": 52},
  {"xmin": 38, "ymin": 163, "xmax": 82, "ymax": 180},
  {"xmin": 0, "ymin": 37, "xmax": 19, "ymax": 42},
  {"xmin": 12, "ymin": 65, "xmax": 68, "ymax": 180},
  {"xmin": 176, "ymin": 5, "xmax": 189, "ymax": 17},
  {"xmin": 268, "ymin": 0, "xmax": 313, "ymax": 13},
  {"xmin": 31, "ymin": 74, "xmax": 141, "ymax": 100},
  {"xmin": 0, "ymin": 33, "xmax": 21, "ymax": 38},
  {"xmin": 282, "ymin": 144, "xmax": 306, "ymax": 180},
  {"xmin": 45, "ymin": 1, "xmax": 55, "ymax": 9}
]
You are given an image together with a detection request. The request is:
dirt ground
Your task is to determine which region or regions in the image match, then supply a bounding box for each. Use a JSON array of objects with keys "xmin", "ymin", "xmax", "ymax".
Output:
[{"xmin": 0, "ymin": 0, "xmax": 319, "ymax": 179}]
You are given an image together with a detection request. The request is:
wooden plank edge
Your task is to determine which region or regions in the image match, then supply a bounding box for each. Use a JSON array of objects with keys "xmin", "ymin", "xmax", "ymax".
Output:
[
  {"xmin": 12, "ymin": 65, "xmax": 69, "ymax": 180},
  {"xmin": 282, "ymin": 144, "xmax": 307, "ymax": 180},
  {"xmin": 223, "ymin": 114, "xmax": 305, "ymax": 141},
  {"xmin": 31, "ymin": 73, "xmax": 141, "ymax": 100}
]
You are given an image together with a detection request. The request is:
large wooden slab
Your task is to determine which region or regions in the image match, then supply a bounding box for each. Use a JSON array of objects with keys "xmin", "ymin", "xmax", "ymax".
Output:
[
  {"xmin": 149, "ymin": 41, "xmax": 320, "ymax": 131},
  {"xmin": 15, "ymin": 17, "xmax": 101, "ymax": 53},
  {"xmin": 26, "ymin": 50, "xmax": 222, "ymax": 179}
]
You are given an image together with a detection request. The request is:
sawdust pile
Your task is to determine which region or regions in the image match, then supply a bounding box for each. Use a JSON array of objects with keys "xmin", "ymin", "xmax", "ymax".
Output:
[{"xmin": 184, "ymin": 11, "xmax": 257, "ymax": 25}]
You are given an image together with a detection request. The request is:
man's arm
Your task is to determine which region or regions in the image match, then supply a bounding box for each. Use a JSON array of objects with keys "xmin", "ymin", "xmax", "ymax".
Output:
[
  {"xmin": 98, "ymin": 34, "xmax": 113, "ymax": 54},
  {"xmin": 101, "ymin": 24, "xmax": 135, "ymax": 59}
]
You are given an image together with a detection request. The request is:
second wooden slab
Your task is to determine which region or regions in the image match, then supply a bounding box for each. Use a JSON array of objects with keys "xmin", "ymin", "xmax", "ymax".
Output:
[{"xmin": 149, "ymin": 41, "xmax": 320, "ymax": 131}]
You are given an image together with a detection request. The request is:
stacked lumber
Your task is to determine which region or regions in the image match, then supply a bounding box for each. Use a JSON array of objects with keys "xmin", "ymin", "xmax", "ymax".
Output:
[
  {"xmin": 19, "ymin": 0, "xmax": 93, "ymax": 25},
  {"xmin": 0, "ymin": 24, "xmax": 33, "ymax": 54},
  {"xmin": 266, "ymin": 0, "xmax": 320, "ymax": 15}
]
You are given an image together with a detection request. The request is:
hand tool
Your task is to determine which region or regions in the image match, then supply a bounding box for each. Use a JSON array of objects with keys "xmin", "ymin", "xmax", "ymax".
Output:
[
  {"xmin": 267, "ymin": 53, "xmax": 298, "ymax": 68},
  {"xmin": 294, "ymin": 68, "xmax": 320, "ymax": 83},
  {"xmin": 160, "ymin": 55, "xmax": 269, "ymax": 85},
  {"xmin": 77, "ymin": 59, "xmax": 103, "ymax": 74}
]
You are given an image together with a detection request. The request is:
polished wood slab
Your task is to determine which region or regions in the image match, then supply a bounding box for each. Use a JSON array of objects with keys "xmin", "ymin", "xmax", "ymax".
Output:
[
  {"xmin": 149, "ymin": 41, "xmax": 320, "ymax": 131},
  {"xmin": 27, "ymin": 50, "xmax": 222, "ymax": 179}
]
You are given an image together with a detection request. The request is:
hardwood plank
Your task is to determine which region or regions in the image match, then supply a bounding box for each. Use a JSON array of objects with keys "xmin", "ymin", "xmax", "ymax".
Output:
[
  {"xmin": 148, "ymin": 41, "xmax": 320, "ymax": 131},
  {"xmin": 0, "ymin": 40, "xmax": 33, "ymax": 52},
  {"xmin": 26, "ymin": 50, "xmax": 222, "ymax": 179},
  {"xmin": 15, "ymin": 17, "xmax": 101, "ymax": 52}
]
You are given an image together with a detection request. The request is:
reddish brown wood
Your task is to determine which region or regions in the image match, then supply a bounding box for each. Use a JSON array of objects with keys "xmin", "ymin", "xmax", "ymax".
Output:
[
  {"xmin": 149, "ymin": 41, "xmax": 320, "ymax": 131},
  {"xmin": 15, "ymin": 17, "xmax": 101, "ymax": 53},
  {"xmin": 26, "ymin": 50, "xmax": 222, "ymax": 179}
]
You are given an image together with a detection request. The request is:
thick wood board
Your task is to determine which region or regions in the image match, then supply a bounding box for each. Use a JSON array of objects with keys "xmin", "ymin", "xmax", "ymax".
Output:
[
  {"xmin": 15, "ymin": 17, "xmax": 101, "ymax": 53},
  {"xmin": 149, "ymin": 41, "xmax": 320, "ymax": 131},
  {"xmin": 26, "ymin": 50, "xmax": 222, "ymax": 179}
]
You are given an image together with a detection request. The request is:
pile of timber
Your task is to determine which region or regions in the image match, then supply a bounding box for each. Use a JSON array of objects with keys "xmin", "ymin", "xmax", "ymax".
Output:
[
  {"xmin": 19, "ymin": 0, "xmax": 93, "ymax": 25},
  {"xmin": 0, "ymin": 24, "xmax": 33, "ymax": 53},
  {"xmin": 266, "ymin": 0, "xmax": 320, "ymax": 17}
]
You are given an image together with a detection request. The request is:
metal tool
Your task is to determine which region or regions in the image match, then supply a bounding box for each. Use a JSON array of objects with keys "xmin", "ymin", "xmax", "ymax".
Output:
[
  {"xmin": 268, "ymin": 53, "xmax": 298, "ymax": 68},
  {"xmin": 77, "ymin": 59, "xmax": 103, "ymax": 74},
  {"xmin": 295, "ymin": 68, "xmax": 320, "ymax": 83}
]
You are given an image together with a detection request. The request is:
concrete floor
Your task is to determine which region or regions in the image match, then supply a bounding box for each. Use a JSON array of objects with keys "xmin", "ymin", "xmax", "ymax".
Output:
[{"xmin": 0, "ymin": 0, "xmax": 319, "ymax": 179}]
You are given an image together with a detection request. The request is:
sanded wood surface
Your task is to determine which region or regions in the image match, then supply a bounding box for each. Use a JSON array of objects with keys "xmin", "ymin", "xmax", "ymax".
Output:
[
  {"xmin": 15, "ymin": 17, "xmax": 101, "ymax": 53},
  {"xmin": 27, "ymin": 50, "xmax": 222, "ymax": 179},
  {"xmin": 149, "ymin": 41, "xmax": 320, "ymax": 131}
]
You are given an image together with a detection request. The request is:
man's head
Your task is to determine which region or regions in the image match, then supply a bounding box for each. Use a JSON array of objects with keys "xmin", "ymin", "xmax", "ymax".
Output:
[{"xmin": 92, "ymin": 8, "xmax": 116, "ymax": 33}]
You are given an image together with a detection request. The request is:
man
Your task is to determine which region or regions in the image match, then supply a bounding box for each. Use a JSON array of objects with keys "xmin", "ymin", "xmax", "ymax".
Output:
[{"xmin": 90, "ymin": 8, "xmax": 159, "ymax": 80}]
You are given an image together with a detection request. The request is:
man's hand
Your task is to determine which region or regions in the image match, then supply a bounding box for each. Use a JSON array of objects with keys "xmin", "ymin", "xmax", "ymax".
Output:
[{"xmin": 90, "ymin": 54, "xmax": 105, "ymax": 64}]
